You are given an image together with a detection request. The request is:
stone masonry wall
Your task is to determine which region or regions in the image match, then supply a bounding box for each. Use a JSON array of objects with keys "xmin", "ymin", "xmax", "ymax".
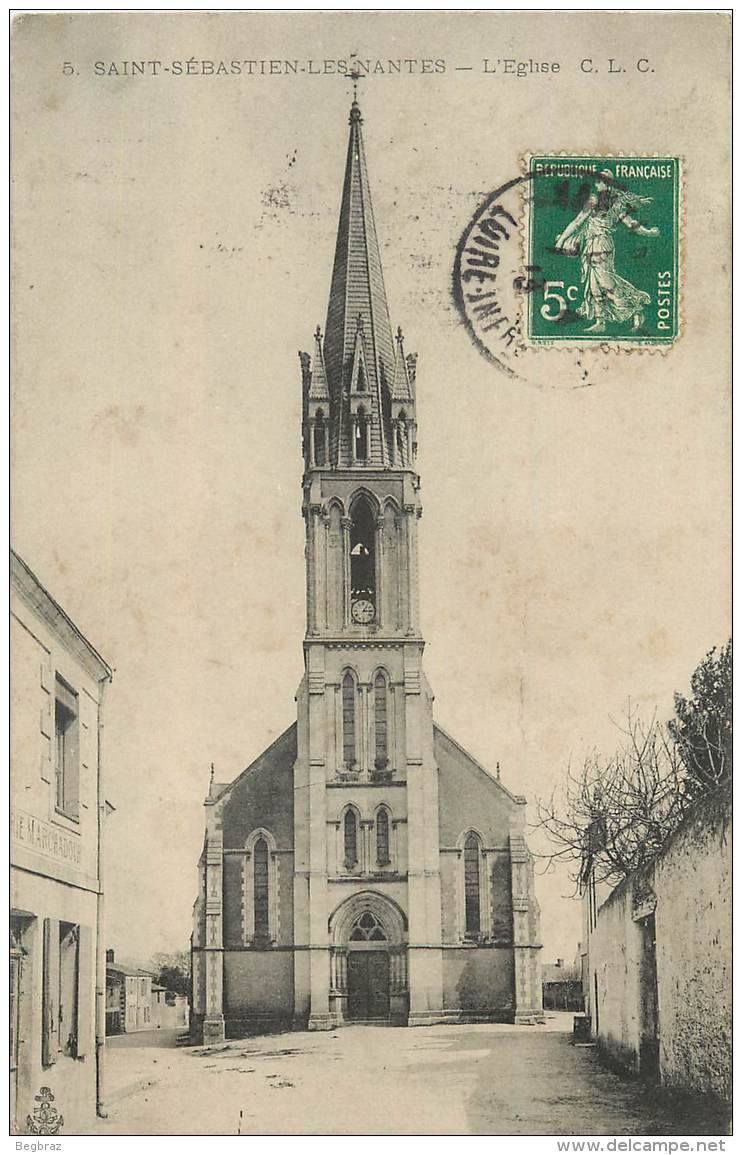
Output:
[
  {"xmin": 653, "ymin": 789, "xmax": 731, "ymax": 1100},
  {"xmin": 591, "ymin": 788, "xmax": 731, "ymax": 1100}
]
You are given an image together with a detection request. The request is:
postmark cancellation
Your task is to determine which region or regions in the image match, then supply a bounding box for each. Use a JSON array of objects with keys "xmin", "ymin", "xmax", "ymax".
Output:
[
  {"xmin": 454, "ymin": 155, "xmax": 681, "ymax": 379},
  {"xmin": 525, "ymin": 156, "xmax": 680, "ymax": 345}
]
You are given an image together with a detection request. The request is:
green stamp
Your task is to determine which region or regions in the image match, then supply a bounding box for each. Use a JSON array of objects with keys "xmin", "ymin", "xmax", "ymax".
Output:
[{"xmin": 526, "ymin": 156, "xmax": 680, "ymax": 344}]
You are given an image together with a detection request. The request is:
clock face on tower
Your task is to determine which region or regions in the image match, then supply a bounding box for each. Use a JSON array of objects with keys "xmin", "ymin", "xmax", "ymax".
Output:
[{"xmin": 351, "ymin": 598, "xmax": 375, "ymax": 625}]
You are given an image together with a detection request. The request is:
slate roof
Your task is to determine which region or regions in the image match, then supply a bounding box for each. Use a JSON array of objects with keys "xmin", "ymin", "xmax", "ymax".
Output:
[
  {"xmin": 106, "ymin": 961, "xmax": 153, "ymax": 979},
  {"xmin": 322, "ymin": 100, "xmax": 396, "ymax": 468}
]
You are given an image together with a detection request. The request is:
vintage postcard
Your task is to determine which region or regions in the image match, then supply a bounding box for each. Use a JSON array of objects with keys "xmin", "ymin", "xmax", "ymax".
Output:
[{"xmin": 10, "ymin": 10, "xmax": 731, "ymax": 1140}]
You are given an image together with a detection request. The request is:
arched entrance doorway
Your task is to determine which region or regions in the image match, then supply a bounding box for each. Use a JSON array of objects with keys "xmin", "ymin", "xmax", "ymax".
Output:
[
  {"xmin": 347, "ymin": 910, "xmax": 389, "ymax": 1021},
  {"xmin": 328, "ymin": 892, "xmax": 408, "ymax": 1025}
]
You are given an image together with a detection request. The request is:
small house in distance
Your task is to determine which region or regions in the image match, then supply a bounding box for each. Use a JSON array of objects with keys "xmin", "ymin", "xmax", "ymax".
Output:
[
  {"xmin": 152, "ymin": 985, "xmax": 189, "ymax": 1030},
  {"xmin": 105, "ymin": 951, "xmax": 153, "ymax": 1034},
  {"xmin": 106, "ymin": 950, "xmax": 190, "ymax": 1034},
  {"xmin": 542, "ymin": 952, "xmax": 584, "ymax": 1012}
]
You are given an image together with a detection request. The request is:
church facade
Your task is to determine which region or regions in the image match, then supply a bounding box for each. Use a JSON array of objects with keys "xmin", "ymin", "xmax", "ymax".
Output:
[{"xmin": 191, "ymin": 99, "xmax": 542, "ymax": 1043}]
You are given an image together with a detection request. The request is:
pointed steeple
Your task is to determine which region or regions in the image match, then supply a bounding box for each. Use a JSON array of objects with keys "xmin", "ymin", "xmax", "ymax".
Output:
[
  {"xmin": 323, "ymin": 98, "xmax": 395, "ymax": 467},
  {"xmin": 308, "ymin": 326, "xmax": 330, "ymax": 403},
  {"xmin": 391, "ymin": 326, "xmax": 413, "ymax": 404}
]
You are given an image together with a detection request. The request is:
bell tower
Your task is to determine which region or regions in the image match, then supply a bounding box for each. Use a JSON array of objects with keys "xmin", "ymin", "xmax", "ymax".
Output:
[{"xmin": 293, "ymin": 96, "xmax": 445, "ymax": 1029}]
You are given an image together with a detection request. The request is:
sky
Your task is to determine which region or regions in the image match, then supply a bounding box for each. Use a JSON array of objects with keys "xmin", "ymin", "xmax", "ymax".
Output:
[{"xmin": 11, "ymin": 12, "xmax": 730, "ymax": 967}]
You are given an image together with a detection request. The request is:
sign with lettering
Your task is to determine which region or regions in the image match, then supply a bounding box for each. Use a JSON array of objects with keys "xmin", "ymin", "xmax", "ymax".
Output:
[{"xmin": 11, "ymin": 808, "xmax": 81, "ymax": 866}]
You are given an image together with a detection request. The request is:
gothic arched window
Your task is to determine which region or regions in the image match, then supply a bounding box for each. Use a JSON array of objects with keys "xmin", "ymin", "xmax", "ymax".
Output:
[
  {"xmin": 376, "ymin": 807, "xmax": 391, "ymax": 866},
  {"xmin": 342, "ymin": 672, "xmax": 356, "ymax": 768},
  {"xmin": 396, "ymin": 415, "xmax": 407, "ymax": 465},
  {"xmin": 349, "ymin": 495, "xmax": 376, "ymax": 601},
  {"xmin": 343, "ymin": 808, "xmax": 359, "ymax": 871},
  {"xmin": 253, "ymin": 837, "xmax": 270, "ymax": 940},
  {"xmin": 314, "ymin": 410, "xmax": 326, "ymax": 466},
  {"xmin": 244, "ymin": 828, "xmax": 277, "ymax": 946},
  {"xmin": 464, "ymin": 832, "xmax": 482, "ymax": 938},
  {"xmin": 349, "ymin": 910, "xmax": 387, "ymax": 941},
  {"xmin": 355, "ymin": 418, "xmax": 368, "ymax": 460},
  {"xmin": 374, "ymin": 672, "xmax": 388, "ymax": 767}
]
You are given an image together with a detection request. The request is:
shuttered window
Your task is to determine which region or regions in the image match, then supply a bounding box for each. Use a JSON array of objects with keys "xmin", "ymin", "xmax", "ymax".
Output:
[
  {"xmin": 54, "ymin": 676, "xmax": 79, "ymax": 820},
  {"xmin": 42, "ymin": 919, "xmax": 59, "ymax": 1067}
]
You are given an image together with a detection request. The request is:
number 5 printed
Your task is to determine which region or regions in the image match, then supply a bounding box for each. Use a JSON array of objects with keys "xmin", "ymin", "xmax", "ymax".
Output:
[{"xmin": 540, "ymin": 281, "xmax": 579, "ymax": 322}]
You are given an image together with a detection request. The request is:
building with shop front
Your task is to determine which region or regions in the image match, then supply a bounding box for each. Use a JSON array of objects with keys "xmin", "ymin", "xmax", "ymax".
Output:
[
  {"xmin": 191, "ymin": 98, "xmax": 542, "ymax": 1043},
  {"xmin": 10, "ymin": 549, "xmax": 113, "ymax": 1131}
]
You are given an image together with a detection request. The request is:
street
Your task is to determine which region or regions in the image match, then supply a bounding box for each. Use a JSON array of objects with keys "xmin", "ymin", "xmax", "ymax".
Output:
[{"xmin": 93, "ymin": 1014, "xmax": 729, "ymax": 1136}]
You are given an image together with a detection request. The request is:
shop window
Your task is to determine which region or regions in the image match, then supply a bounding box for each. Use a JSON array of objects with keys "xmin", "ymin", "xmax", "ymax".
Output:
[{"xmin": 42, "ymin": 919, "xmax": 91, "ymax": 1065}]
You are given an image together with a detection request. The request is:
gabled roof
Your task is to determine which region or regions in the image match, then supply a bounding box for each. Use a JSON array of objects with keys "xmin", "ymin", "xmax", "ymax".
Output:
[
  {"xmin": 433, "ymin": 723, "xmax": 526, "ymax": 805},
  {"xmin": 106, "ymin": 961, "xmax": 153, "ymax": 979},
  {"xmin": 207, "ymin": 722, "xmax": 297, "ymax": 805},
  {"xmin": 11, "ymin": 548, "xmax": 112, "ymax": 682}
]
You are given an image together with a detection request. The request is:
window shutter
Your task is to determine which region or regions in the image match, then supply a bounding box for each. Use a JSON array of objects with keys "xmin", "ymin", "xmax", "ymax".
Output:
[
  {"xmin": 65, "ymin": 718, "xmax": 80, "ymax": 820},
  {"xmin": 75, "ymin": 925, "xmax": 93, "ymax": 1059},
  {"xmin": 42, "ymin": 918, "xmax": 60, "ymax": 1066}
]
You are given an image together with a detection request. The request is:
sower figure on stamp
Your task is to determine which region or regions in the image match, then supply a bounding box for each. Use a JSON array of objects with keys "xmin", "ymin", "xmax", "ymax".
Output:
[{"xmin": 554, "ymin": 170, "xmax": 659, "ymax": 333}]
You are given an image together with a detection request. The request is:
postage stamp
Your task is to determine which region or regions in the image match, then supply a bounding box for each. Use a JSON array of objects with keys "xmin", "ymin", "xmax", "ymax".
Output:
[{"xmin": 525, "ymin": 156, "xmax": 680, "ymax": 345}]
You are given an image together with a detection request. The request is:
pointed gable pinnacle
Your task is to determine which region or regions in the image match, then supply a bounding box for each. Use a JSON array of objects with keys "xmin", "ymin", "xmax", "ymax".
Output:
[
  {"xmin": 308, "ymin": 325, "xmax": 330, "ymax": 403},
  {"xmin": 391, "ymin": 326, "xmax": 413, "ymax": 404}
]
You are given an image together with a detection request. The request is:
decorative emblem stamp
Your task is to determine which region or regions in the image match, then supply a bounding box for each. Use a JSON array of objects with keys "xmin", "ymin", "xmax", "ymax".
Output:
[
  {"xmin": 26, "ymin": 1086, "xmax": 64, "ymax": 1135},
  {"xmin": 525, "ymin": 156, "xmax": 680, "ymax": 345}
]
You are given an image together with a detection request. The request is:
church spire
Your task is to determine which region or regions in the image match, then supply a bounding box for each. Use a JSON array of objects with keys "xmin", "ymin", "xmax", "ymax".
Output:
[{"xmin": 322, "ymin": 97, "xmax": 396, "ymax": 467}]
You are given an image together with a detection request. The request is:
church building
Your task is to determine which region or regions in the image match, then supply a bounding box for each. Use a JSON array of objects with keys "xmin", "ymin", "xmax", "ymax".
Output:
[{"xmin": 191, "ymin": 98, "xmax": 542, "ymax": 1042}]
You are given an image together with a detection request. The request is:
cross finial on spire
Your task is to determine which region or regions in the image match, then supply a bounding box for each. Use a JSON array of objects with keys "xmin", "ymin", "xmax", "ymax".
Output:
[
  {"xmin": 209, "ymin": 762, "xmax": 215, "ymax": 787},
  {"xmin": 496, "ymin": 761, "xmax": 501, "ymax": 780},
  {"xmin": 348, "ymin": 68, "xmax": 363, "ymax": 123},
  {"xmin": 396, "ymin": 325, "xmax": 404, "ymax": 344},
  {"xmin": 315, "ymin": 324, "xmax": 322, "ymax": 341}
]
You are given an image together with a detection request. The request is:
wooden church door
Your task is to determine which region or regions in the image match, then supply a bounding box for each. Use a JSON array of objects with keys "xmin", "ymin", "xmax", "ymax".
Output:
[{"xmin": 347, "ymin": 951, "xmax": 390, "ymax": 1021}]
